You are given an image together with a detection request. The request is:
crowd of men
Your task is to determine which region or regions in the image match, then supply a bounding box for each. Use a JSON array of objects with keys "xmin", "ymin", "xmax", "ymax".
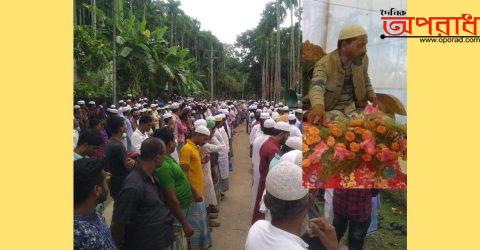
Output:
[
  {"xmin": 74, "ymin": 96, "xmax": 244, "ymax": 250},
  {"xmin": 73, "ymin": 95, "xmax": 381, "ymax": 250}
]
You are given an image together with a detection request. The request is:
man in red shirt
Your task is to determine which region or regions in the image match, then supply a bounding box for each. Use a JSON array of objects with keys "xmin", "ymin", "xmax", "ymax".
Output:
[
  {"xmin": 333, "ymin": 189, "xmax": 379, "ymax": 250},
  {"xmin": 251, "ymin": 121, "xmax": 290, "ymax": 224}
]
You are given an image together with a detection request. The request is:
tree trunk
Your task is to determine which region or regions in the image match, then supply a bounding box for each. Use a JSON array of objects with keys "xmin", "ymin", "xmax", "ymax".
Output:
[
  {"xmin": 275, "ymin": 0, "xmax": 281, "ymax": 102},
  {"xmin": 112, "ymin": 0, "xmax": 117, "ymax": 104},
  {"xmin": 92, "ymin": 0, "xmax": 97, "ymax": 37},
  {"xmin": 290, "ymin": 6, "xmax": 295, "ymax": 90}
]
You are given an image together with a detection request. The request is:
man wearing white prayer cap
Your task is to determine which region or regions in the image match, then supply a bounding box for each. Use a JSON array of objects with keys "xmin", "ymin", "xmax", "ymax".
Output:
[
  {"xmin": 249, "ymin": 112, "xmax": 270, "ymax": 155},
  {"xmin": 288, "ymin": 113, "xmax": 302, "ymax": 137},
  {"xmin": 246, "ymin": 160, "xmax": 339, "ymax": 250},
  {"xmin": 252, "ymin": 121, "xmax": 290, "ymax": 224},
  {"xmin": 194, "ymin": 119, "xmax": 207, "ymax": 128},
  {"xmin": 251, "ymin": 117, "xmax": 276, "ymax": 210},
  {"xmin": 308, "ymin": 24, "xmax": 385, "ymax": 125}
]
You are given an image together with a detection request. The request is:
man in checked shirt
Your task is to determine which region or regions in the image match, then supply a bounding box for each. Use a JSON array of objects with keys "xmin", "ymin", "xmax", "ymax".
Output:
[{"xmin": 332, "ymin": 189, "xmax": 380, "ymax": 250}]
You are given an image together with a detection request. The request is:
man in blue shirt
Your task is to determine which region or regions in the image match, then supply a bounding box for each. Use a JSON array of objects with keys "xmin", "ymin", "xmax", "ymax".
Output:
[{"xmin": 74, "ymin": 158, "xmax": 116, "ymax": 249}]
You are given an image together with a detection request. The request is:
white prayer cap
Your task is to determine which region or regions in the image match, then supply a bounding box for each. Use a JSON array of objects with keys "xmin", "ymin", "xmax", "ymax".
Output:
[
  {"xmin": 220, "ymin": 109, "xmax": 229, "ymax": 115},
  {"xmin": 271, "ymin": 112, "xmax": 280, "ymax": 121},
  {"xmin": 194, "ymin": 119, "xmax": 207, "ymax": 128},
  {"xmin": 74, "ymin": 105, "xmax": 80, "ymax": 109},
  {"xmin": 157, "ymin": 107, "xmax": 163, "ymax": 111},
  {"xmin": 162, "ymin": 113, "xmax": 172, "ymax": 119},
  {"xmin": 214, "ymin": 114, "xmax": 223, "ymax": 122},
  {"xmin": 280, "ymin": 150, "xmax": 302, "ymax": 168},
  {"xmin": 260, "ymin": 112, "xmax": 270, "ymax": 120},
  {"xmin": 221, "ymin": 113, "xmax": 226, "ymax": 119},
  {"xmin": 88, "ymin": 101, "xmax": 95, "ymax": 105},
  {"xmin": 140, "ymin": 108, "xmax": 147, "ymax": 113},
  {"xmin": 164, "ymin": 105, "xmax": 170, "ymax": 109},
  {"xmin": 285, "ymin": 136, "xmax": 302, "ymax": 151},
  {"xmin": 171, "ymin": 103, "xmax": 180, "ymax": 109},
  {"xmin": 147, "ymin": 108, "xmax": 152, "ymax": 112},
  {"xmin": 195, "ymin": 125, "xmax": 210, "ymax": 136},
  {"xmin": 264, "ymin": 118, "xmax": 276, "ymax": 129},
  {"xmin": 119, "ymin": 100, "xmax": 124, "ymax": 104},
  {"xmin": 127, "ymin": 94, "xmax": 132, "ymax": 97},
  {"xmin": 109, "ymin": 109, "xmax": 119, "ymax": 114},
  {"xmin": 249, "ymin": 105, "xmax": 256, "ymax": 110},
  {"xmin": 249, "ymin": 113, "xmax": 254, "ymax": 118},
  {"xmin": 77, "ymin": 100, "xmax": 85, "ymax": 105},
  {"xmin": 278, "ymin": 102, "xmax": 284, "ymax": 106},
  {"xmin": 144, "ymin": 98, "xmax": 148, "ymax": 101},
  {"xmin": 339, "ymin": 24, "xmax": 367, "ymax": 40},
  {"xmin": 256, "ymin": 109, "xmax": 262, "ymax": 113},
  {"xmin": 288, "ymin": 113, "xmax": 296, "ymax": 121},
  {"xmin": 274, "ymin": 121, "xmax": 290, "ymax": 132},
  {"xmin": 274, "ymin": 104, "xmax": 278, "ymax": 108},
  {"xmin": 295, "ymin": 109, "xmax": 303, "ymax": 114},
  {"xmin": 282, "ymin": 106, "xmax": 289, "ymax": 111},
  {"xmin": 127, "ymin": 99, "xmax": 132, "ymax": 102},
  {"xmin": 266, "ymin": 160, "xmax": 308, "ymax": 201}
]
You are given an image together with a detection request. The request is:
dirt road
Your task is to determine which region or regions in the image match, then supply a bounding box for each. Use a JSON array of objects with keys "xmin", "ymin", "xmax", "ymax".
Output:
[{"xmin": 211, "ymin": 124, "xmax": 252, "ymax": 249}]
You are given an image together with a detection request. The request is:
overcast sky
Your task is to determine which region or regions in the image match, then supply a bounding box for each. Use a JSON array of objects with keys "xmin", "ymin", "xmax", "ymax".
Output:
[{"xmin": 178, "ymin": 0, "xmax": 294, "ymax": 45}]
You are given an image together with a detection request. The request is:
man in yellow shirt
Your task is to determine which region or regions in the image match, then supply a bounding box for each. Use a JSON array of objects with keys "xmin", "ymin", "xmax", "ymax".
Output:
[{"xmin": 179, "ymin": 125, "xmax": 212, "ymax": 250}]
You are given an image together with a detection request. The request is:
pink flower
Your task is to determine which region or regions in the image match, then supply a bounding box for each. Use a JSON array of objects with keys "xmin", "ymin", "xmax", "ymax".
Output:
[
  {"xmin": 364, "ymin": 103, "xmax": 380, "ymax": 115},
  {"xmin": 308, "ymin": 140, "xmax": 329, "ymax": 165},
  {"xmin": 360, "ymin": 137, "xmax": 377, "ymax": 155},
  {"xmin": 380, "ymin": 147, "xmax": 398, "ymax": 162},
  {"xmin": 333, "ymin": 146, "xmax": 355, "ymax": 161}
]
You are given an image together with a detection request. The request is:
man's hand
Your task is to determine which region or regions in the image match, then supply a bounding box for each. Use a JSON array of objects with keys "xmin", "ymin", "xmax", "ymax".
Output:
[
  {"xmin": 309, "ymin": 218, "xmax": 339, "ymax": 250},
  {"xmin": 182, "ymin": 222, "xmax": 194, "ymax": 238},
  {"xmin": 307, "ymin": 104, "xmax": 326, "ymax": 125}
]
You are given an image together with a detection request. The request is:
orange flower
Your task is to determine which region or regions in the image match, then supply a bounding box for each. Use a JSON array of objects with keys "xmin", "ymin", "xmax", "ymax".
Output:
[
  {"xmin": 350, "ymin": 119, "xmax": 363, "ymax": 127},
  {"xmin": 375, "ymin": 118, "xmax": 385, "ymax": 125},
  {"xmin": 361, "ymin": 130, "xmax": 373, "ymax": 140},
  {"xmin": 308, "ymin": 126, "xmax": 320, "ymax": 136},
  {"xmin": 363, "ymin": 120, "xmax": 376, "ymax": 129},
  {"xmin": 376, "ymin": 125, "xmax": 387, "ymax": 134},
  {"xmin": 349, "ymin": 142, "xmax": 360, "ymax": 152},
  {"xmin": 326, "ymin": 136, "xmax": 335, "ymax": 147},
  {"xmin": 302, "ymin": 143, "xmax": 309, "ymax": 153},
  {"xmin": 302, "ymin": 159, "xmax": 311, "ymax": 168},
  {"xmin": 362, "ymin": 154, "xmax": 372, "ymax": 162},
  {"xmin": 331, "ymin": 126, "xmax": 343, "ymax": 137},
  {"xmin": 345, "ymin": 131, "xmax": 356, "ymax": 142},
  {"xmin": 391, "ymin": 142, "xmax": 400, "ymax": 151},
  {"xmin": 354, "ymin": 127, "xmax": 364, "ymax": 134}
]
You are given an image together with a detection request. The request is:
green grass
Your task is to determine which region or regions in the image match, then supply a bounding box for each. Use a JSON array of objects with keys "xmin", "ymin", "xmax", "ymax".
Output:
[{"xmin": 315, "ymin": 190, "xmax": 407, "ymax": 250}]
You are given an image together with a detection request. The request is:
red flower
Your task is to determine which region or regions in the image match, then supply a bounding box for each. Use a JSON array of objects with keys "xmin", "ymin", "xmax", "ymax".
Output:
[
  {"xmin": 308, "ymin": 140, "xmax": 329, "ymax": 165},
  {"xmin": 333, "ymin": 145, "xmax": 355, "ymax": 161}
]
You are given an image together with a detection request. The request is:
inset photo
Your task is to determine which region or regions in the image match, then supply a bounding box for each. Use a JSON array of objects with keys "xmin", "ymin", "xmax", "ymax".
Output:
[{"xmin": 301, "ymin": 0, "xmax": 407, "ymax": 189}]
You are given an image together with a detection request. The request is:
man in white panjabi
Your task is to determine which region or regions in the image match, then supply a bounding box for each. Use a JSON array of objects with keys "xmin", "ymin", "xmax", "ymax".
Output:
[
  {"xmin": 246, "ymin": 160, "xmax": 339, "ymax": 250},
  {"xmin": 251, "ymin": 118, "xmax": 276, "ymax": 208}
]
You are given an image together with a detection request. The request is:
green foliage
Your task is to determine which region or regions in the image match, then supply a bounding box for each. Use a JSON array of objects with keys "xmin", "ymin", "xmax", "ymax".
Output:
[
  {"xmin": 74, "ymin": 25, "xmax": 112, "ymax": 78},
  {"xmin": 74, "ymin": 81, "xmax": 113, "ymax": 99}
]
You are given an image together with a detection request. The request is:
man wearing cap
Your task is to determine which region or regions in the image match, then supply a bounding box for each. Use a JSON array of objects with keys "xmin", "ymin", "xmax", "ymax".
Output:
[
  {"xmin": 252, "ymin": 121, "xmax": 290, "ymax": 224},
  {"xmin": 250, "ymin": 112, "xmax": 269, "ymax": 157},
  {"xmin": 214, "ymin": 114, "xmax": 230, "ymax": 193},
  {"xmin": 251, "ymin": 118, "xmax": 276, "ymax": 209},
  {"xmin": 295, "ymin": 109, "xmax": 303, "ymax": 129},
  {"xmin": 179, "ymin": 125, "xmax": 213, "ymax": 249},
  {"xmin": 307, "ymin": 24, "xmax": 385, "ymax": 125},
  {"xmin": 245, "ymin": 161, "xmax": 339, "ymax": 250},
  {"xmin": 288, "ymin": 114, "xmax": 302, "ymax": 137}
]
